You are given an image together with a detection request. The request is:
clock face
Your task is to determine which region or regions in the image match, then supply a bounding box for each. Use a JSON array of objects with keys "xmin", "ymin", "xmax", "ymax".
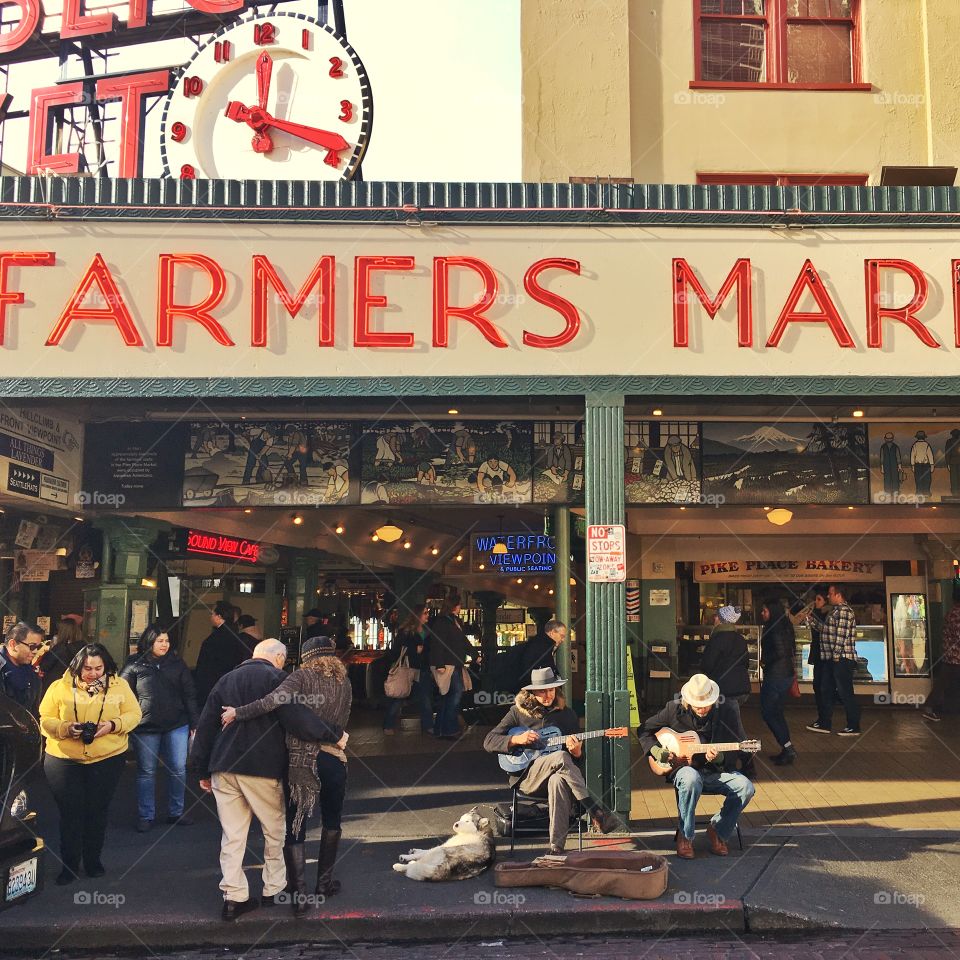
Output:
[{"xmin": 160, "ymin": 12, "xmax": 372, "ymax": 181}]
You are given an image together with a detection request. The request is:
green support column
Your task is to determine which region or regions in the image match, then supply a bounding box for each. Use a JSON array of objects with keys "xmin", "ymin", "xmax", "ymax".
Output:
[
  {"xmin": 553, "ymin": 506, "xmax": 572, "ymax": 683},
  {"xmin": 584, "ymin": 393, "xmax": 629, "ymax": 815},
  {"xmin": 290, "ymin": 557, "xmax": 319, "ymax": 626}
]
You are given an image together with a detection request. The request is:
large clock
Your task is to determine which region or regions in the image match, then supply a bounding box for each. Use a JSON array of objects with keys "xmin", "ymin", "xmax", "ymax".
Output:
[{"xmin": 160, "ymin": 12, "xmax": 372, "ymax": 181}]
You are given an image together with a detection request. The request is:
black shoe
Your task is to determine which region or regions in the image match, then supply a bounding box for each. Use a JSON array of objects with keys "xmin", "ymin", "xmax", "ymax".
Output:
[
  {"xmin": 261, "ymin": 894, "xmax": 278, "ymax": 907},
  {"xmin": 837, "ymin": 727, "xmax": 861, "ymax": 737},
  {"xmin": 315, "ymin": 829, "xmax": 342, "ymax": 898},
  {"xmin": 922, "ymin": 710, "xmax": 942, "ymax": 722},
  {"xmin": 589, "ymin": 806, "xmax": 621, "ymax": 834},
  {"xmin": 166, "ymin": 814, "xmax": 194, "ymax": 826},
  {"xmin": 772, "ymin": 746, "xmax": 797, "ymax": 766},
  {"xmin": 55, "ymin": 868, "xmax": 79, "ymax": 886},
  {"xmin": 85, "ymin": 862, "xmax": 105, "ymax": 878},
  {"xmin": 136, "ymin": 818, "xmax": 153, "ymax": 833},
  {"xmin": 221, "ymin": 898, "xmax": 259, "ymax": 922},
  {"xmin": 805, "ymin": 721, "xmax": 831, "ymax": 734}
]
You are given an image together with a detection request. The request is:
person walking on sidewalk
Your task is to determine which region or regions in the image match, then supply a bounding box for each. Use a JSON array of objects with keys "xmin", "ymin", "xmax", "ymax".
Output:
[
  {"xmin": 760, "ymin": 599, "xmax": 798, "ymax": 766},
  {"xmin": 805, "ymin": 583, "xmax": 862, "ymax": 737},
  {"xmin": 484, "ymin": 667, "xmax": 619, "ymax": 854},
  {"xmin": 383, "ymin": 605, "xmax": 434, "ymax": 735},
  {"xmin": 797, "ymin": 590, "xmax": 830, "ymax": 733},
  {"xmin": 194, "ymin": 601, "xmax": 245, "ymax": 707},
  {"xmin": 923, "ymin": 586, "xmax": 960, "ymax": 722},
  {"xmin": 39, "ymin": 643, "xmax": 141, "ymax": 885},
  {"xmin": 1, "ymin": 621, "xmax": 44, "ymax": 715},
  {"xmin": 221, "ymin": 635, "xmax": 352, "ymax": 917},
  {"xmin": 189, "ymin": 639, "xmax": 345, "ymax": 922},
  {"xmin": 429, "ymin": 597, "xmax": 472, "ymax": 739},
  {"xmin": 638, "ymin": 674, "xmax": 755, "ymax": 860},
  {"xmin": 121, "ymin": 623, "xmax": 200, "ymax": 833}
]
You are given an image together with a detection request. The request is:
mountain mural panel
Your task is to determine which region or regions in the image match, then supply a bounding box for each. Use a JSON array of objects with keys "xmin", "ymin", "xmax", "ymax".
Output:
[{"xmin": 700, "ymin": 422, "xmax": 869, "ymax": 505}]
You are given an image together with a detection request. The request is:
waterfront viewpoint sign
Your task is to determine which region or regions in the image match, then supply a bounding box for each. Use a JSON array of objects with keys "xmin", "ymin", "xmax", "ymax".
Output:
[{"xmin": 3, "ymin": 223, "xmax": 960, "ymax": 380}]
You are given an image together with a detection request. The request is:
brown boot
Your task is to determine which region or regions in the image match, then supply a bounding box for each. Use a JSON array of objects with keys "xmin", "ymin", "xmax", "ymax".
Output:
[
  {"xmin": 706, "ymin": 823, "xmax": 728, "ymax": 856},
  {"xmin": 315, "ymin": 828, "xmax": 342, "ymax": 898},
  {"xmin": 675, "ymin": 834, "xmax": 694, "ymax": 859}
]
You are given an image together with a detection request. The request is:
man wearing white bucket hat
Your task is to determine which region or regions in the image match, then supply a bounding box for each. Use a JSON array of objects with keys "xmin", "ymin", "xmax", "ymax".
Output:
[
  {"xmin": 638, "ymin": 674, "xmax": 755, "ymax": 860},
  {"xmin": 484, "ymin": 667, "xmax": 620, "ymax": 853}
]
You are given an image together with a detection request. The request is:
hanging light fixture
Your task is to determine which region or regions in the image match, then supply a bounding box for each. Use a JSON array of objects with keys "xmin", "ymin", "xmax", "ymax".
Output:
[
  {"xmin": 766, "ymin": 508, "xmax": 793, "ymax": 526},
  {"xmin": 492, "ymin": 513, "xmax": 508, "ymax": 554},
  {"xmin": 374, "ymin": 520, "xmax": 404, "ymax": 543}
]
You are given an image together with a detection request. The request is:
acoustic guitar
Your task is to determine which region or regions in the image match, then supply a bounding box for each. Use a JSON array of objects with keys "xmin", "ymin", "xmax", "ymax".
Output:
[
  {"xmin": 499, "ymin": 725, "xmax": 629, "ymax": 775},
  {"xmin": 647, "ymin": 726, "xmax": 761, "ymax": 777}
]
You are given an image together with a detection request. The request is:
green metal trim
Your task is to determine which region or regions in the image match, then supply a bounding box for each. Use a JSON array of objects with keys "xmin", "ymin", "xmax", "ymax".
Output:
[
  {"xmin": 3, "ymin": 375, "xmax": 960, "ymax": 399},
  {"xmin": 4, "ymin": 175, "xmax": 960, "ymax": 226}
]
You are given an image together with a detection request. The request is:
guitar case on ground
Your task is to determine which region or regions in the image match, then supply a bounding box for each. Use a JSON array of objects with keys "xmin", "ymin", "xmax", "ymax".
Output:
[{"xmin": 494, "ymin": 850, "xmax": 668, "ymax": 900}]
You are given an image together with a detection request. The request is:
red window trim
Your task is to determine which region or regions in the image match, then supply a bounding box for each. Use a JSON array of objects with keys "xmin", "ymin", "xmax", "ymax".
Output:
[
  {"xmin": 697, "ymin": 172, "xmax": 869, "ymax": 186},
  {"xmin": 693, "ymin": 0, "xmax": 864, "ymax": 90}
]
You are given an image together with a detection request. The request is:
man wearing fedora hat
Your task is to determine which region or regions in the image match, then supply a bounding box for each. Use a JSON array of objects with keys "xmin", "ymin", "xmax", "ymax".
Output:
[
  {"xmin": 484, "ymin": 667, "xmax": 619, "ymax": 853},
  {"xmin": 638, "ymin": 674, "xmax": 755, "ymax": 859}
]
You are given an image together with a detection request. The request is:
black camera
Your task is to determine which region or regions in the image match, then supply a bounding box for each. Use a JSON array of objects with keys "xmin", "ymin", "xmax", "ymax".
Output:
[{"xmin": 78, "ymin": 722, "xmax": 98, "ymax": 745}]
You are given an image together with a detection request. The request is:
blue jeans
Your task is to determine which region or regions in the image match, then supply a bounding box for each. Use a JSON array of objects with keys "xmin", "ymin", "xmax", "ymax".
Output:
[
  {"xmin": 760, "ymin": 675, "xmax": 794, "ymax": 748},
  {"xmin": 384, "ymin": 674, "xmax": 434, "ymax": 732},
  {"xmin": 131, "ymin": 725, "xmax": 190, "ymax": 821},
  {"xmin": 433, "ymin": 666, "xmax": 464, "ymax": 737},
  {"xmin": 674, "ymin": 767, "xmax": 755, "ymax": 841}
]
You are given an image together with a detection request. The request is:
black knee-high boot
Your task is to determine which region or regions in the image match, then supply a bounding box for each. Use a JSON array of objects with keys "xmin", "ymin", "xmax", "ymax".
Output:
[
  {"xmin": 315, "ymin": 829, "xmax": 342, "ymax": 897},
  {"xmin": 283, "ymin": 844, "xmax": 308, "ymax": 917}
]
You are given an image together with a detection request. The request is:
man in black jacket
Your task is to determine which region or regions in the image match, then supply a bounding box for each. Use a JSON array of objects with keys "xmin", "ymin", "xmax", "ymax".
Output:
[
  {"xmin": 189, "ymin": 639, "xmax": 344, "ymax": 921},
  {"xmin": 638, "ymin": 674, "xmax": 755, "ymax": 860},
  {"xmin": 0, "ymin": 622, "xmax": 44, "ymax": 715},
  {"xmin": 194, "ymin": 601, "xmax": 245, "ymax": 707},
  {"xmin": 484, "ymin": 667, "xmax": 619, "ymax": 853}
]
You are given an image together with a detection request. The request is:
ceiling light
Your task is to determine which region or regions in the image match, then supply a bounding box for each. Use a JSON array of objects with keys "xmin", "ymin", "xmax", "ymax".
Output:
[
  {"xmin": 679, "ymin": 506, "xmax": 686, "ymax": 511},
  {"xmin": 73, "ymin": 515, "xmax": 84, "ymax": 522},
  {"xmin": 335, "ymin": 524, "xmax": 344, "ymax": 535},
  {"xmin": 516, "ymin": 578, "xmax": 523, "ymax": 584},
  {"xmin": 533, "ymin": 583, "xmax": 540, "ymax": 590},
  {"xmin": 403, "ymin": 540, "xmax": 412, "ymax": 549},
  {"xmin": 455, "ymin": 554, "xmax": 463, "ymax": 562},
  {"xmin": 55, "ymin": 547, "xmax": 68, "ymax": 556},
  {"xmin": 371, "ymin": 533, "xmax": 380, "ymax": 542},
  {"xmin": 548, "ymin": 589, "xmax": 554, "ymax": 595},
  {"xmin": 652, "ymin": 408, "xmax": 663, "ymax": 417},
  {"xmin": 479, "ymin": 563, "xmax": 486, "ymax": 570},
  {"xmin": 847, "ymin": 506, "xmax": 855, "ymax": 510},
  {"xmin": 852, "ymin": 409, "xmax": 865, "ymax": 418},
  {"xmin": 569, "ymin": 576, "xmax": 576, "ymax": 586},
  {"xmin": 375, "ymin": 523, "xmax": 404, "ymax": 543},
  {"xmin": 448, "ymin": 408, "xmax": 459, "ymax": 415},
  {"xmin": 763, "ymin": 506, "xmax": 770, "ymax": 511},
  {"xmin": 292, "ymin": 514, "xmax": 304, "ymax": 525},
  {"xmin": 430, "ymin": 546, "xmax": 439, "ymax": 555},
  {"xmin": 243, "ymin": 508, "xmax": 252, "ymax": 515},
  {"xmin": 766, "ymin": 508, "xmax": 793, "ymax": 526}
]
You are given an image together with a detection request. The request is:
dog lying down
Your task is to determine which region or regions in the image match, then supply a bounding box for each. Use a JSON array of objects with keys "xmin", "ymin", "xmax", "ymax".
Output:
[{"xmin": 393, "ymin": 809, "xmax": 496, "ymax": 881}]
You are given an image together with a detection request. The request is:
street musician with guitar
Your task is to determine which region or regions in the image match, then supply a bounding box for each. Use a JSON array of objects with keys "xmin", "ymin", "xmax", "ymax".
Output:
[
  {"xmin": 638, "ymin": 674, "xmax": 757, "ymax": 860},
  {"xmin": 484, "ymin": 668, "xmax": 623, "ymax": 854}
]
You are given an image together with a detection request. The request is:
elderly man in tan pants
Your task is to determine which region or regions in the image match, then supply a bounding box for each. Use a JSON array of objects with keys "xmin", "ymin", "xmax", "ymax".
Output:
[{"xmin": 189, "ymin": 639, "xmax": 345, "ymax": 920}]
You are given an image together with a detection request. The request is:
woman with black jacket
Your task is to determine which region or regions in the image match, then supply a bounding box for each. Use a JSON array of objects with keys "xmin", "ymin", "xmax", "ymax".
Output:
[
  {"xmin": 383, "ymin": 605, "xmax": 433, "ymax": 734},
  {"xmin": 120, "ymin": 623, "xmax": 199, "ymax": 832},
  {"xmin": 428, "ymin": 597, "xmax": 472, "ymax": 739},
  {"xmin": 760, "ymin": 600, "xmax": 797, "ymax": 766}
]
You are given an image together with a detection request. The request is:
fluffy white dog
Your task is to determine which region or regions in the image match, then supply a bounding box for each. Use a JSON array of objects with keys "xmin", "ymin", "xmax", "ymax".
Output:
[{"xmin": 392, "ymin": 809, "xmax": 496, "ymax": 882}]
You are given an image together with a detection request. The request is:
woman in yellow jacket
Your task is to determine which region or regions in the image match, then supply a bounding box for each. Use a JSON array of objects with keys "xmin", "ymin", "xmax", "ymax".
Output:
[{"xmin": 39, "ymin": 643, "xmax": 141, "ymax": 885}]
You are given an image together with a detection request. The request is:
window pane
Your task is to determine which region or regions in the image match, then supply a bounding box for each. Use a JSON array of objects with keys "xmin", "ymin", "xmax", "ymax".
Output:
[
  {"xmin": 702, "ymin": 0, "xmax": 765, "ymax": 14},
  {"xmin": 701, "ymin": 20, "xmax": 767, "ymax": 82},
  {"xmin": 787, "ymin": 23, "xmax": 852, "ymax": 83},
  {"xmin": 786, "ymin": 0, "xmax": 851, "ymax": 17}
]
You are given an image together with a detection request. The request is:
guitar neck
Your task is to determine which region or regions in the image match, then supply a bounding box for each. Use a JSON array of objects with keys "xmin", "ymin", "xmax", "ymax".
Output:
[
  {"xmin": 545, "ymin": 728, "xmax": 608, "ymax": 747},
  {"xmin": 687, "ymin": 742, "xmax": 742, "ymax": 754}
]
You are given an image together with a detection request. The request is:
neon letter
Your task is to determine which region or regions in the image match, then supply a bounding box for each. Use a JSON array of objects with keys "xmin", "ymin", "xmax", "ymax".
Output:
[
  {"xmin": 673, "ymin": 258, "xmax": 753, "ymax": 347},
  {"xmin": 765, "ymin": 259, "xmax": 855, "ymax": 348},
  {"xmin": 522, "ymin": 258, "xmax": 581, "ymax": 348},
  {"xmin": 353, "ymin": 256, "xmax": 415, "ymax": 347},
  {"xmin": 157, "ymin": 254, "xmax": 233, "ymax": 347},
  {"xmin": 0, "ymin": 251, "xmax": 55, "ymax": 345},
  {"xmin": 433, "ymin": 256, "xmax": 506, "ymax": 348},
  {"xmin": 252, "ymin": 255, "xmax": 335, "ymax": 347},
  {"xmin": 96, "ymin": 71, "xmax": 170, "ymax": 178},
  {"xmin": 865, "ymin": 259, "xmax": 937, "ymax": 349}
]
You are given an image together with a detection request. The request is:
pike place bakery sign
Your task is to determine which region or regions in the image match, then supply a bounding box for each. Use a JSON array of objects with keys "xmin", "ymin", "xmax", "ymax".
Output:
[
  {"xmin": 695, "ymin": 559, "xmax": 884, "ymax": 583},
  {"xmin": 5, "ymin": 224, "xmax": 960, "ymax": 380}
]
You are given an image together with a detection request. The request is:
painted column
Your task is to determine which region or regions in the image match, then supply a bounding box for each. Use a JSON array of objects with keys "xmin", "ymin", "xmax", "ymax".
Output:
[
  {"xmin": 473, "ymin": 590, "xmax": 505, "ymax": 689},
  {"xmin": 584, "ymin": 392, "xmax": 629, "ymax": 814},
  {"xmin": 553, "ymin": 506, "xmax": 572, "ymax": 683}
]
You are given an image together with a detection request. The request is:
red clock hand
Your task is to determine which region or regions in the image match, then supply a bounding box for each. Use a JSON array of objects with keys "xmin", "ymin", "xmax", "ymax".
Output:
[
  {"xmin": 253, "ymin": 52, "xmax": 273, "ymax": 154},
  {"xmin": 225, "ymin": 102, "xmax": 350, "ymax": 152}
]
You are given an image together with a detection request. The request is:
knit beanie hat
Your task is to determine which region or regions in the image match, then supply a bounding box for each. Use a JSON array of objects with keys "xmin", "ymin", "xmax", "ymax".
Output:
[{"xmin": 301, "ymin": 635, "xmax": 336, "ymax": 662}]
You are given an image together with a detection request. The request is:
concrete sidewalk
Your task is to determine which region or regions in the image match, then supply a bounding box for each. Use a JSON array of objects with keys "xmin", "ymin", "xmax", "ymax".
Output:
[{"xmin": 6, "ymin": 717, "xmax": 960, "ymax": 952}]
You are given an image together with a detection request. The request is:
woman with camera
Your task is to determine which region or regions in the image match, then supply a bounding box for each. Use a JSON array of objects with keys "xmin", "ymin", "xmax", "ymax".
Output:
[
  {"xmin": 39, "ymin": 643, "xmax": 142, "ymax": 885},
  {"xmin": 121, "ymin": 623, "xmax": 199, "ymax": 833}
]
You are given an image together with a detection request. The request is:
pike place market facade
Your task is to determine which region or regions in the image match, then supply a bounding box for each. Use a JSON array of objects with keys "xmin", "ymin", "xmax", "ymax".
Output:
[{"xmin": 4, "ymin": 178, "xmax": 960, "ymax": 811}]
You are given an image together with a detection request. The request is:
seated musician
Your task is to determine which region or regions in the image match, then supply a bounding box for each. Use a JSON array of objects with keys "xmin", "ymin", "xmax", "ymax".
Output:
[
  {"xmin": 638, "ymin": 674, "xmax": 755, "ymax": 860},
  {"xmin": 484, "ymin": 667, "xmax": 619, "ymax": 853}
]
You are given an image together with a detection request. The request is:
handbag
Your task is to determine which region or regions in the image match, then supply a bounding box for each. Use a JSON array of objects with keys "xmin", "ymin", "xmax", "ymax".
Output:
[
  {"xmin": 788, "ymin": 676, "xmax": 801, "ymax": 699},
  {"xmin": 384, "ymin": 649, "xmax": 416, "ymax": 699}
]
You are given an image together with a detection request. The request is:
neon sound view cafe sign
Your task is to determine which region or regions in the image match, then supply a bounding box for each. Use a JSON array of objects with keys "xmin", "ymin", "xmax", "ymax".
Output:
[
  {"xmin": 186, "ymin": 529, "xmax": 261, "ymax": 564},
  {"xmin": 472, "ymin": 533, "xmax": 557, "ymax": 575}
]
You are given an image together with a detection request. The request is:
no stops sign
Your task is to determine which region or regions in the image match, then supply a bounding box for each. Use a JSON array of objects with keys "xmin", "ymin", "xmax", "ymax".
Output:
[{"xmin": 586, "ymin": 524, "xmax": 626, "ymax": 582}]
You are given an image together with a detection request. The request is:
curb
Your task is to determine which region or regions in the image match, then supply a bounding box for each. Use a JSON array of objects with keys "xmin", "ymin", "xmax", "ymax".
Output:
[{"xmin": 5, "ymin": 899, "xmax": 869, "ymax": 952}]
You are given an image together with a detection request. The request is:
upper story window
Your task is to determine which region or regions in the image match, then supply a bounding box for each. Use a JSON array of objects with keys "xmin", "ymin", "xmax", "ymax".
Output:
[
  {"xmin": 698, "ymin": 172, "xmax": 868, "ymax": 185},
  {"xmin": 695, "ymin": 1, "xmax": 862, "ymax": 87}
]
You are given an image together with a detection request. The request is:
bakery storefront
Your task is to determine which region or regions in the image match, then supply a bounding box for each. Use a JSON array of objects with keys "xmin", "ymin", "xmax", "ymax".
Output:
[{"xmin": 4, "ymin": 180, "xmax": 960, "ymax": 811}]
